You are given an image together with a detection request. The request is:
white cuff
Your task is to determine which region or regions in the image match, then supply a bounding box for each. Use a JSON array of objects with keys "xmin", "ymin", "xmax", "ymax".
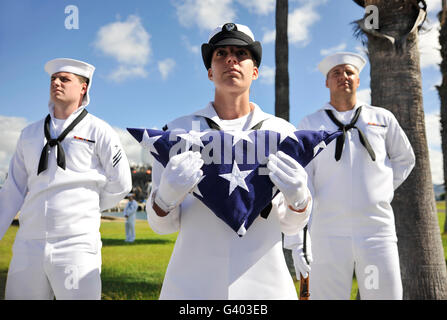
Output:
[{"xmin": 152, "ymin": 188, "xmax": 177, "ymax": 213}]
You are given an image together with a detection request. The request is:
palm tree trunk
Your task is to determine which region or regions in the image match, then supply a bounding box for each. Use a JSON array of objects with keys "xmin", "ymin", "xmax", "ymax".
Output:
[
  {"xmin": 354, "ymin": 0, "xmax": 447, "ymax": 299},
  {"xmin": 275, "ymin": 0, "xmax": 289, "ymax": 121},
  {"xmin": 438, "ymin": 0, "xmax": 447, "ymax": 234},
  {"xmin": 275, "ymin": 0, "xmax": 296, "ymax": 279}
]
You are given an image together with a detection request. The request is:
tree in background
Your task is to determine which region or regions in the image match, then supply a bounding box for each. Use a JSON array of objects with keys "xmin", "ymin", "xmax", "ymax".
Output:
[
  {"xmin": 275, "ymin": 0, "xmax": 299, "ymax": 278},
  {"xmin": 437, "ymin": 0, "xmax": 447, "ymax": 233},
  {"xmin": 353, "ymin": 0, "xmax": 447, "ymax": 299},
  {"xmin": 275, "ymin": 0, "xmax": 290, "ymax": 121}
]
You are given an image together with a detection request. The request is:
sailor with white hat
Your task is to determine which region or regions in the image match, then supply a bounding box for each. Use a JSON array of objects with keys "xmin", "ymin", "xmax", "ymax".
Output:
[
  {"xmin": 44, "ymin": 58, "xmax": 95, "ymax": 107},
  {"xmin": 317, "ymin": 52, "xmax": 366, "ymax": 77},
  {"xmin": 1, "ymin": 58, "xmax": 132, "ymax": 299},
  {"xmin": 284, "ymin": 52, "xmax": 415, "ymax": 299},
  {"xmin": 147, "ymin": 23, "xmax": 310, "ymax": 299}
]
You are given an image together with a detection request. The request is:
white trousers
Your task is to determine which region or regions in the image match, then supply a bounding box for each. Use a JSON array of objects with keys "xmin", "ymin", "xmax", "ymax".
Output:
[
  {"xmin": 309, "ymin": 235, "xmax": 402, "ymax": 300},
  {"xmin": 125, "ymin": 214, "xmax": 136, "ymax": 242},
  {"xmin": 5, "ymin": 232, "xmax": 102, "ymax": 300}
]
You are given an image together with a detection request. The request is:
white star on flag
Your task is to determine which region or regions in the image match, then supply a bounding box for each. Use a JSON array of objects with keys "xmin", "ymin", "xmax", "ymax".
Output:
[
  {"xmin": 192, "ymin": 175, "xmax": 206, "ymax": 198},
  {"xmin": 177, "ymin": 130, "xmax": 207, "ymax": 149},
  {"xmin": 279, "ymin": 131, "xmax": 299, "ymax": 144},
  {"xmin": 141, "ymin": 130, "xmax": 161, "ymax": 155},
  {"xmin": 219, "ymin": 161, "xmax": 253, "ymax": 196},
  {"xmin": 228, "ymin": 130, "xmax": 254, "ymax": 146},
  {"xmin": 313, "ymin": 141, "xmax": 327, "ymax": 156}
]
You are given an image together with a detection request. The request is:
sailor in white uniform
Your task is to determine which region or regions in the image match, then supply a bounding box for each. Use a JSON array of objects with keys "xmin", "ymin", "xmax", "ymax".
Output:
[
  {"xmin": 284, "ymin": 52, "xmax": 415, "ymax": 299},
  {"xmin": 0, "ymin": 58, "xmax": 132, "ymax": 299},
  {"xmin": 124, "ymin": 194, "xmax": 138, "ymax": 242},
  {"xmin": 147, "ymin": 23, "xmax": 311, "ymax": 299}
]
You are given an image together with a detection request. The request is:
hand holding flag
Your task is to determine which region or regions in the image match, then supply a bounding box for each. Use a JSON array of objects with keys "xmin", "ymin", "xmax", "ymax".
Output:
[
  {"xmin": 155, "ymin": 151, "xmax": 204, "ymax": 213},
  {"xmin": 267, "ymin": 151, "xmax": 310, "ymax": 211}
]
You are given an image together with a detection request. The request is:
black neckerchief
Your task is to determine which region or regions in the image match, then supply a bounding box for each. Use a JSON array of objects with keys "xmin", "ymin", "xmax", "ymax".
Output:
[
  {"xmin": 37, "ymin": 108, "xmax": 89, "ymax": 175},
  {"xmin": 325, "ymin": 106, "xmax": 376, "ymax": 161}
]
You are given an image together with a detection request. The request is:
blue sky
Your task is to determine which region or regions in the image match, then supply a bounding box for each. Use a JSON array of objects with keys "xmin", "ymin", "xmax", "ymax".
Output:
[{"xmin": 0, "ymin": 0, "xmax": 444, "ymax": 184}]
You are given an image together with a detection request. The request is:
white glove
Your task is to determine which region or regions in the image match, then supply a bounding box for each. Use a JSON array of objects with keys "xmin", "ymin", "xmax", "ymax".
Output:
[
  {"xmin": 267, "ymin": 151, "xmax": 310, "ymax": 210},
  {"xmin": 155, "ymin": 151, "xmax": 204, "ymax": 212},
  {"xmin": 291, "ymin": 228, "xmax": 313, "ymax": 278}
]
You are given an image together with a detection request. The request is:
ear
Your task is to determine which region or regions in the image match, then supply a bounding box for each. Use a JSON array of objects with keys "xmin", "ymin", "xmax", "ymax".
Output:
[
  {"xmin": 208, "ymin": 68, "xmax": 213, "ymax": 81},
  {"xmin": 252, "ymin": 66, "xmax": 259, "ymax": 80},
  {"xmin": 325, "ymin": 78, "xmax": 329, "ymax": 88},
  {"xmin": 81, "ymin": 83, "xmax": 88, "ymax": 94}
]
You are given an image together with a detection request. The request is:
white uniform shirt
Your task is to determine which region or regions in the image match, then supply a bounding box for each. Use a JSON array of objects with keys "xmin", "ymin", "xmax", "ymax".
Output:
[
  {"xmin": 289, "ymin": 101, "xmax": 415, "ymax": 242},
  {"xmin": 0, "ymin": 106, "xmax": 132, "ymax": 240},
  {"xmin": 147, "ymin": 102, "xmax": 310, "ymax": 299}
]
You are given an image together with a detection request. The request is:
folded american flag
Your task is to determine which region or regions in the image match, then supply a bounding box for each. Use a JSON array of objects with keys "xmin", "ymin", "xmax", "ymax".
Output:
[{"xmin": 127, "ymin": 127, "xmax": 341, "ymax": 236}]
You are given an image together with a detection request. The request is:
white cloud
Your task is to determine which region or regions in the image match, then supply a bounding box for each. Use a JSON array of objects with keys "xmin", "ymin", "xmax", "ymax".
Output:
[
  {"xmin": 429, "ymin": 148, "xmax": 443, "ymax": 185},
  {"xmin": 320, "ymin": 43, "xmax": 347, "ymax": 56},
  {"xmin": 174, "ymin": 0, "xmax": 236, "ymax": 31},
  {"xmin": 288, "ymin": 4, "xmax": 321, "ymax": 45},
  {"xmin": 262, "ymin": 29, "xmax": 276, "ymax": 44},
  {"xmin": 259, "ymin": 65, "xmax": 275, "ymax": 85},
  {"xmin": 357, "ymin": 88, "xmax": 371, "ymax": 104},
  {"xmin": 158, "ymin": 58, "xmax": 176, "ymax": 81},
  {"xmin": 419, "ymin": 21, "xmax": 441, "ymax": 69},
  {"xmin": 94, "ymin": 15, "xmax": 151, "ymax": 81},
  {"xmin": 236, "ymin": 0, "xmax": 275, "ymax": 15},
  {"xmin": 425, "ymin": 112, "xmax": 444, "ymax": 184},
  {"xmin": 426, "ymin": 112, "xmax": 442, "ymax": 149},
  {"xmin": 114, "ymin": 127, "xmax": 149, "ymax": 167},
  {"xmin": 0, "ymin": 116, "xmax": 28, "ymax": 182},
  {"xmin": 263, "ymin": 2, "xmax": 323, "ymax": 46}
]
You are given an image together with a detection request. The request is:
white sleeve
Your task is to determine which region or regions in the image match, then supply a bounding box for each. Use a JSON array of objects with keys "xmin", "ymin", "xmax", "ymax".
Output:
[
  {"xmin": 146, "ymin": 159, "xmax": 181, "ymax": 235},
  {"xmin": 97, "ymin": 126, "xmax": 132, "ymax": 211},
  {"xmin": 0, "ymin": 132, "xmax": 28, "ymax": 240},
  {"xmin": 386, "ymin": 114, "xmax": 416, "ymax": 190}
]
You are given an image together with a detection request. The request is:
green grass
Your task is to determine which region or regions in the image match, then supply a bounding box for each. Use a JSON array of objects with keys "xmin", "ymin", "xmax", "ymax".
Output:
[
  {"xmin": 0, "ymin": 219, "xmax": 177, "ymax": 300},
  {"xmin": 1, "ymin": 202, "xmax": 445, "ymax": 300},
  {"xmin": 99, "ymin": 220, "xmax": 177, "ymax": 300}
]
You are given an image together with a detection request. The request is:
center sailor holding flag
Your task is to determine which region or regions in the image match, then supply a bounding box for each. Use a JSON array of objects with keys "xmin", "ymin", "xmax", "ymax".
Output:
[{"xmin": 145, "ymin": 23, "xmax": 312, "ymax": 299}]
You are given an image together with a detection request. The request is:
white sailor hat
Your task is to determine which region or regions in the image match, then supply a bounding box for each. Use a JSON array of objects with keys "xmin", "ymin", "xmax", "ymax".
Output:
[
  {"xmin": 45, "ymin": 58, "xmax": 95, "ymax": 107},
  {"xmin": 318, "ymin": 52, "xmax": 366, "ymax": 77},
  {"xmin": 201, "ymin": 23, "xmax": 262, "ymax": 70}
]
